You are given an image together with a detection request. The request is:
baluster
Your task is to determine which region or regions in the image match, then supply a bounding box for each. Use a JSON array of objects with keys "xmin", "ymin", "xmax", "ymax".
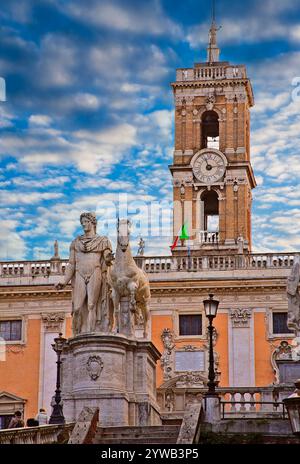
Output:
[
  {"xmin": 240, "ymin": 393, "xmax": 246, "ymax": 412},
  {"xmin": 230, "ymin": 392, "xmax": 236, "ymax": 412},
  {"xmin": 249, "ymin": 392, "xmax": 256, "ymax": 412}
]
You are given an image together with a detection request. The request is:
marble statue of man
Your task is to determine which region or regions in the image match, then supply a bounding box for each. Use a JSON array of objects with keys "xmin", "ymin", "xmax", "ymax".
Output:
[
  {"xmin": 287, "ymin": 257, "xmax": 300, "ymax": 338},
  {"xmin": 55, "ymin": 212, "xmax": 114, "ymax": 335}
]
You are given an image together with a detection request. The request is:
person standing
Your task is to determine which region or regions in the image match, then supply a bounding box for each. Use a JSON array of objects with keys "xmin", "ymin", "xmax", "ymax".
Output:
[{"xmin": 35, "ymin": 408, "xmax": 48, "ymax": 425}]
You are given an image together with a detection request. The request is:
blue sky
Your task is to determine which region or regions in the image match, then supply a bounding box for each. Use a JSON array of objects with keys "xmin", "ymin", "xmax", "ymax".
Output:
[{"xmin": 0, "ymin": 0, "xmax": 300, "ymax": 260}]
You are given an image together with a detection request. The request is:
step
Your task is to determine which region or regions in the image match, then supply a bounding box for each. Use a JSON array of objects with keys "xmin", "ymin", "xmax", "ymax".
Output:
[
  {"xmin": 97, "ymin": 426, "xmax": 180, "ymax": 434},
  {"xmin": 94, "ymin": 425, "xmax": 180, "ymax": 444},
  {"xmin": 97, "ymin": 429, "xmax": 179, "ymax": 438},
  {"xmin": 94, "ymin": 437, "xmax": 178, "ymax": 444},
  {"xmin": 97, "ymin": 433, "xmax": 179, "ymax": 440}
]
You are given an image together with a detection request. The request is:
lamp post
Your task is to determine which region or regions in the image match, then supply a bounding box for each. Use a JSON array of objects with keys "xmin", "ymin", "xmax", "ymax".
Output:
[
  {"xmin": 283, "ymin": 379, "xmax": 300, "ymax": 437},
  {"xmin": 203, "ymin": 294, "xmax": 219, "ymax": 396},
  {"xmin": 49, "ymin": 333, "xmax": 66, "ymax": 425}
]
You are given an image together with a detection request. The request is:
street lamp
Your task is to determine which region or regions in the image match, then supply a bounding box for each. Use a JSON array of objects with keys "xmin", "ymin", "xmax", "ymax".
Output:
[
  {"xmin": 283, "ymin": 379, "xmax": 300, "ymax": 437},
  {"xmin": 49, "ymin": 333, "xmax": 66, "ymax": 425},
  {"xmin": 203, "ymin": 294, "xmax": 219, "ymax": 395}
]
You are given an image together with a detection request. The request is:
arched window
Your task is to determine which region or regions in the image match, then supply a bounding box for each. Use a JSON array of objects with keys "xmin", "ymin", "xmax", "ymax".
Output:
[{"xmin": 201, "ymin": 111, "xmax": 219, "ymax": 149}]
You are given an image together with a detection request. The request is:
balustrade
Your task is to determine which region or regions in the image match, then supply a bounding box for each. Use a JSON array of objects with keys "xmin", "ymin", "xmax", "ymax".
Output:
[
  {"xmin": 199, "ymin": 230, "xmax": 219, "ymax": 244},
  {"xmin": 176, "ymin": 65, "xmax": 246, "ymax": 82},
  {"xmin": 0, "ymin": 252, "xmax": 297, "ymax": 278},
  {"xmin": 0, "ymin": 423, "xmax": 74, "ymax": 444},
  {"xmin": 159, "ymin": 386, "xmax": 286, "ymax": 419}
]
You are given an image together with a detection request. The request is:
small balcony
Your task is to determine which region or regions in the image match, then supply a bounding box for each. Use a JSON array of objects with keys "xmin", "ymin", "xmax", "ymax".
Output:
[{"xmin": 199, "ymin": 231, "xmax": 219, "ymax": 244}]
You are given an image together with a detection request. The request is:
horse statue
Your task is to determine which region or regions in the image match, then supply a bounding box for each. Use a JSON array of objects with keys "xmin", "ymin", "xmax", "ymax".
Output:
[{"xmin": 109, "ymin": 218, "xmax": 150, "ymax": 338}]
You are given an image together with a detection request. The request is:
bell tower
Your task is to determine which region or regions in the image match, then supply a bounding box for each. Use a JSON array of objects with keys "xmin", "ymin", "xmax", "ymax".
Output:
[{"xmin": 170, "ymin": 10, "xmax": 256, "ymax": 256}]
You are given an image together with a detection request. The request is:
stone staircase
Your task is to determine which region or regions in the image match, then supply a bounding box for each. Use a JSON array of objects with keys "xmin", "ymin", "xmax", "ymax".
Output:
[{"xmin": 93, "ymin": 425, "xmax": 181, "ymax": 444}]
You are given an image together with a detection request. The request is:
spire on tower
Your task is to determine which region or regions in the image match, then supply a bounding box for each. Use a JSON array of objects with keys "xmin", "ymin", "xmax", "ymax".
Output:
[{"xmin": 207, "ymin": 0, "xmax": 221, "ymax": 64}]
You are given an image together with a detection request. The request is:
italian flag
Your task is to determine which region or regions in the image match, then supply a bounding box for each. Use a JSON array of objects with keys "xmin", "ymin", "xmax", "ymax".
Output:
[{"xmin": 170, "ymin": 223, "xmax": 189, "ymax": 251}]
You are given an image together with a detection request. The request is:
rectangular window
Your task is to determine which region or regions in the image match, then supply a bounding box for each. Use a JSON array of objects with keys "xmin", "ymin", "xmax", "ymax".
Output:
[
  {"xmin": 179, "ymin": 315, "xmax": 202, "ymax": 336},
  {"xmin": 0, "ymin": 320, "xmax": 22, "ymax": 341},
  {"xmin": 272, "ymin": 312, "xmax": 293, "ymax": 334}
]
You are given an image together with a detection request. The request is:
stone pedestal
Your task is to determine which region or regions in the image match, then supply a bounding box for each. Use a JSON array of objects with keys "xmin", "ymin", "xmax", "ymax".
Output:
[
  {"xmin": 61, "ymin": 334, "xmax": 161, "ymax": 427},
  {"xmin": 203, "ymin": 396, "xmax": 221, "ymax": 424}
]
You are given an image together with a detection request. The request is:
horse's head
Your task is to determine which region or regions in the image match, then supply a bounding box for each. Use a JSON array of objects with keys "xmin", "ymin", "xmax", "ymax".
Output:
[{"xmin": 117, "ymin": 218, "xmax": 131, "ymax": 252}]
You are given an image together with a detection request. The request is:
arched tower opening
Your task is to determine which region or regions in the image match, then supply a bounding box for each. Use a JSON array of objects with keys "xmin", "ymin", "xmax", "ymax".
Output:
[
  {"xmin": 200, "ymin": 189, "xmax": 219, "ymax": 243},
  {"xmin": 201, "ymin": 110, "xmax": 219, "ymax": 149}
]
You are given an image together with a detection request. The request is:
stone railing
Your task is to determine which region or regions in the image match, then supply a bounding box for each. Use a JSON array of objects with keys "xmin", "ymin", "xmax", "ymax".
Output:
[
  {"xmin": 0, "ymin": 423, "xmax": 74, "ymax": 444},
  {"xmin": 199, "ymin": 231, "xmax": 219, "ymax": 244},
  {"xmin": 141, "ymin": 252, "xmax": 297, "ymax": 273},
  {"xmin": 217, "ymin": 387, "xmax": 287, "ymax": 418},
  {"xmin": 0, "ymin": 260, "xmax": 67, "ymax": 278},
  {"xmin": 0, "ymin": 252, "xmax": 297, "ymax": 279},
  {"xmin": 159, "ymin": 386, "xmax": 288, "ymax": 420},
  {"xmin": 176, "ymin": 65, "xmax": 246, "ymax": 82}
]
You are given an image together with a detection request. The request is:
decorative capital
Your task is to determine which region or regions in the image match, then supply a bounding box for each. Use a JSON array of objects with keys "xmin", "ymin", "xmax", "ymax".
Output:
[
  {"xmin": 230, "ymin": 308, "xmax": 252, "ymax": 327},
  {"xmin": 41, "ymin": 312, "xmax": 65, "ymax": 331}
]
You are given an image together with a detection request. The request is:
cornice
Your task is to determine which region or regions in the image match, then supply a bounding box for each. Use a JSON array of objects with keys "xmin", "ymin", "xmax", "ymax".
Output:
[
  {"xmin": 171, "ymin": 79, "xmax": 254, "ymax": 107},
  {"xmin": 0, "ymin": 278, "xmax": 289, "ymax": 300},
  {"xmin": 0, "ymin": 286, "xmax": 71, "ymax": 300}
]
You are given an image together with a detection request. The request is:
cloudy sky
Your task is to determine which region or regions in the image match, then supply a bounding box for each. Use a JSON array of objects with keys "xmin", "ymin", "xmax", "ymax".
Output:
[{"xmin": 0, "ymin": 0, "xmax": 300, "ymax": 260}]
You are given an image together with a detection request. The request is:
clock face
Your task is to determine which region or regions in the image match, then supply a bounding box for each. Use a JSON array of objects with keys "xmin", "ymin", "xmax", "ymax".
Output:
[{"xmin": 192, "ymin": 152, "xmax": 226, "ymax": 184}]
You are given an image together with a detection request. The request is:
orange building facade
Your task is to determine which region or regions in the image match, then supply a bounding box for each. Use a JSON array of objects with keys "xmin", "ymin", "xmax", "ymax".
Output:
[{"xmin": 0, "ymin": 22, "xmax": 297, "ymax": 426}]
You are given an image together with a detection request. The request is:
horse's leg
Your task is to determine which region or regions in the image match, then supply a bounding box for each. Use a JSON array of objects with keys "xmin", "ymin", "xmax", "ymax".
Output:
[
  {"xmin": 143, "ymin": 302, "xmax": 150, "ymax": 339},
  {"xmin": 128, "ymin": 281, "xmax": 138, "ymax": 312},
  {"xmin": 112, "ymin": 289, "xmax": 120, "ymax": 333}
]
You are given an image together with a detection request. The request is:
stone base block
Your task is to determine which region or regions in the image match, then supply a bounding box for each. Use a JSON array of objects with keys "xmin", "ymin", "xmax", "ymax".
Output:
[
  {"xmin": 203, "ymin": 396, "xmax": 221, "ymax": 424},
  {"xmin": 61, "ymin": 334, "xmax": 161, "ymax": 427}
]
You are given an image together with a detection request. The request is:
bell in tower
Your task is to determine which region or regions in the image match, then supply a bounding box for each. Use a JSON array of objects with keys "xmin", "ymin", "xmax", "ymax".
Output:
[{"xmin": 170, "ymin": 5, "xmax": 256, "ymax": 257}]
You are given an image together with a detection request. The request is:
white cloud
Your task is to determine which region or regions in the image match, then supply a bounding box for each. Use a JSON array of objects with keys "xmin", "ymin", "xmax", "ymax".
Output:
[
  {"xmin": 0, "ymin": 219, "xmax": 27, "ymax": 260},
  {"xmin": 29, "ymin": 114, "xmax": 52, "ymax": 126},
  {"xmin": 73, "ymin": 93, "xmax": 101, "ymax": 110},
  {"xmin": 187, "ymin": 12, "xmax": 300, "ymax": 49},
  {"xmin": 36, "ymin": 34, "xmax": 78, "ymax": 88},
  {"xmin": 0, "ymin": 107, "xmax": 14, "ymax": 128},
  {"xmin": 57, "ymin": 0, "xmax": 182, "ymax": 38},
  {"xmin": 0, "ymin": 191, "xmax": 64, "ymax": 205},
  {"xmin": 0, "ymin": 122, "xmax": 138, "ymax": 174},
  {"xmin": 12, "ymin": 176, "xmax": 69, "ymax": 188}
]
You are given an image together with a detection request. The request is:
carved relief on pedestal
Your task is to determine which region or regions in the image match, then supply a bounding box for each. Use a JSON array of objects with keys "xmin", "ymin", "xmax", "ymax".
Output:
[
  {"xmin": 160, "ymin": 328, "xmax": 175, "ymax": 380},
  {"xmin": 41, "ymin": 312, "xmax": 65, "ymax": 332},
  {"xmin": 86, "ymin": 355, "xmax": 104, "ymax": 381},
  {"xmin": 230, "ymin": 308, "xmax": 252, "ymax": 327}
]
